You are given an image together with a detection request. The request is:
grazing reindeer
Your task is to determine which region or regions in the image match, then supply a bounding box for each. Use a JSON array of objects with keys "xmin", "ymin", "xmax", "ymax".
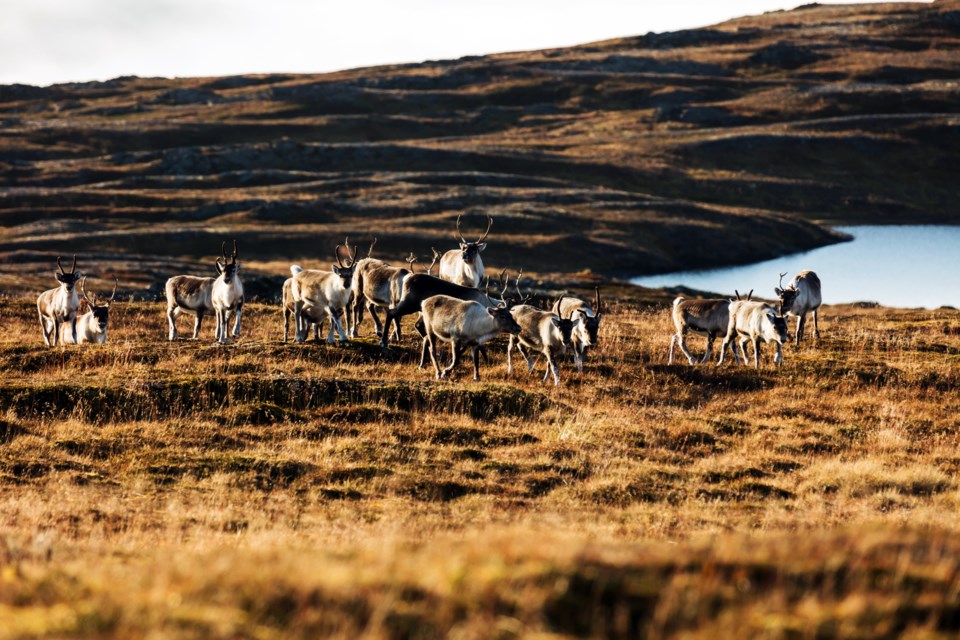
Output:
[
  {"xmin": 438, "ymin": 214, "xmax": 492, "ymax": 287},
  {"xmin": 668, "ymin": 290, "xmax": 751, "ymax": 365},
  {"xmin": 421, "ymin": 294, "xmax": 521, "ymax": 381},
  {"xmin": 508, "ymin": 292, "xmax": 580, "ymax": 386},
  {"xmin": 552, "ymin": 288, "xmax": 603, "ymax": 373},
  {"xmin": 776, "ymin": 270, "xmax": 822, "ymax": 345},
  {"xmin": 291, "ymin": 242, "xmax": 357, "ymax": 343},
  {"xmin": 166, "ymin": 241, "xmax": 244, "ymax": 342},
  {"xmin": 37, "ymin": 255, "xmax": 82, "ymax": 346},
  {"xmin": 718, "ymin": 300, "xmax": 788, "ymax": 368},
  {"xmin": 59, "ymin": 276, "xmax": 118, "ymax": 344},
  {"xmin": 282, "ymin": 271, "xmax": 323, "ymax": 342},
  {"xmin": 349, "ymin": 238, "xmax": 411, "ymax": 340}
]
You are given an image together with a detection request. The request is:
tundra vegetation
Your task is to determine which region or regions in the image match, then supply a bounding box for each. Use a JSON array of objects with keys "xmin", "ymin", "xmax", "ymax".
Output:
[
  {"xmin": 2, "ymin": 0, "xmax": 960, "ymax": 636},
  {"xmin": 0, "ymin": 285, "xmax": 959, "ymax": 638}
]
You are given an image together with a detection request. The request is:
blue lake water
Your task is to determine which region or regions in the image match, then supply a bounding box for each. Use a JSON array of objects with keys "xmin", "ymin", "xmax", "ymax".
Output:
[{"xmin": 631, "ymin": 226, "xmax": 960, "ymax": 309}]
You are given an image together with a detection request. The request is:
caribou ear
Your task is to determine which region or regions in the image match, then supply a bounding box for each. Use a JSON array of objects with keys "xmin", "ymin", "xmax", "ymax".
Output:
[
  {"xmin": 216, "ymin": 262, "xmax": 224, "ymax": 274},
  {"xmin": 486, "ymin": 307, "xmax": 498, "ymax": 317},
  {"xmin": 234, "ymin": 261, "xmax": 241, "ymax": 271},
  {"xmin": 551, "ymin": 316, "xmax": 561, "ymax": 328},
  {"xmin": 477, "ymin": 243, "xmax": 487, "ymax": 252},
  {"xmin": 460, "ymin": 243, "xmax": 468, "ymax": 250},
  {"xmin": 774, "ymin": 287, "xmax": 783, "ymax": 296},
  {"xmin": 331, "ymin": 265, "xmax": 341, "ymax": 275}
]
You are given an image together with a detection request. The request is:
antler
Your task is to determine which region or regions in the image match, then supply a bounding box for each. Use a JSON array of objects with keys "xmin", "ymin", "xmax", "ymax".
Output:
[
  {"xmin": 497, "ymin": 268, "xmax": 509, "ymax": 307},
  {"xmin": 746, "ymin": 289, "xmax": 753, "ymax": 301},
  {"xmin": 428, "ymin": 247, "xmax": 441, "ymax": 275},
  {"xmin": 78, "ymin": 276, "xmax": 93, "ymax": 305},
  {"xmin": 513, "ymin": 269, "xmax": 532, "ymax": 306},
  {"xmin": 221, "ymin": 242, "xmax": 228, "ymax": 265},
  {"xmin": 555, "ymin": 294, "xmax": 566, "ymax": 318},
  {"xmin": 231, "ymin": 240, "xmax": 238, "ymax": 264},
  {"xmin": 57, "ymin": 256, "xmax": 65, "ymax": 275},
  {"xmin": 478, "ymin": 215, "xmax": 493, "ymax": 243},
  {"xmin": 455, "ymin": 214, "xmax": 466, "ymax": 243},
  {"xmin": 779, "ymin": 272, "xmax": 787, "ymax": 290},
  {"xmin": 70, "ymin": 255, "xmax": 77, "ymax": 274},
  {"xmin": 367, "ymin": 237, "xmax": 377, "ymax": 258},
  {"xmin": 594, "ymin": 286, "xmax": 601, "ymax": 315},
  {"xmin": 108, "ymin": 275, "xmax": 118, "ymax": 302},
  {"xmin": 406, "ymin": 252, "xmax": 418, "ymax": 271},
  {"xmin": 334, "ymin": 243, "xmax": 347, "ymax": 269}
]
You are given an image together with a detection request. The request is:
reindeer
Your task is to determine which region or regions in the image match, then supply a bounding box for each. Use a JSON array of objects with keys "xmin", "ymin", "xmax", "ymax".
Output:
[
  {"xmin": 718, "ymin": 300, "xmax": 788, "ymax": 368},
  {"xmin": 37, "ymin": 255, "xmax": 82, "ymax": 346},
  {"xmin": 165, "ymin": 241, "xmax": 244, "ymax": 342},
  {"xmin": 438, "ymin": 214, "xmax": 492, "ymax": 288},
  {"xmin": 380, "ymin": 271, "xmax": 502, "ymax": 349},
  {"xmin": 349, "ymin": 238, "xmax": 411, "ymax": 340},
  {"xmin": 552, "ymin": 288, "xmax": 603, "ymax": 373},
  {"xmin": 668, "ymin": 290, "xmax": 751, "ymax": 365},
  {"xmin": 421, "ymin": 294, "xmax": 521, "ymax": 381},
  {"xmin": 776, "ymin": 270, "xmax": 822, "ymax": 345},
  {"xmin": 211, "ymin": 241, "xmax": 244, "ymax": 343},
  {"xmin": 59, "ymin": 276, "xmax": 118, "ymax": 344},
  {"xmin": 282, "ymin": 271, "xmax": 323, "ymax": 342},
  {"xmin": 290, "ymin": 242, "xmax": 357, "ymax": 343},
  {"xmin": 508, "ymin": 290, "xmax": 580, "ymax": 386}
]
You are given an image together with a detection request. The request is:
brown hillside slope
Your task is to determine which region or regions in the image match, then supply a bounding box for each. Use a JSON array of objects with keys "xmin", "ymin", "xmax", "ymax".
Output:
[{"xmin": 1, "ymin": 1, "xmax": 959, "ymax": 297}]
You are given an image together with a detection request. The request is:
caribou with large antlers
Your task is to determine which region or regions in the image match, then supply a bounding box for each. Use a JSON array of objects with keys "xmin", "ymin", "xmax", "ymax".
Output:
[
  {"xmin": 166, "ymin": 241, "xmax": 244, "ymax": 342},
  {"xmin": 438, "ymin": 214, "xmax": 492, "ymax": 288},
  {"xmin": 290, "ymin": 241, "xmax": 357, "ymax": 343},
  {"xmin": 37, "ymin": 255, "xmax": 82, "ymax": 346},
  {"xmin": 775, "ymin": 270, "xmax": 822, "ymax": 346},
  {"xmin": 59, "ymin": 276, "xmax": 118, "ymax": 344}
]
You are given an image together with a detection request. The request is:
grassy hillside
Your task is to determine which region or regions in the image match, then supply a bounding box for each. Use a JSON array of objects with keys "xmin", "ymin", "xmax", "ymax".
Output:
[
  {"xmin": 2, "ymin": 2, "xmax": 960, "ymax": 297},
  {"xmin": 1, "ymin": 289, "xmax": 959, "ymax": 637}
]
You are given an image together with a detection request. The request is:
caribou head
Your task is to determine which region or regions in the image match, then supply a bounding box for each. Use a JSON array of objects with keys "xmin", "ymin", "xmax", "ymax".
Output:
[
  {"xmin": 55, "ymin": 255, "xmax": 81, "ymax": 292},
  {"xmin": 215, "ymin": 241, "xmax": 240, "ymax": 280},
  {"xmin": 455, "ymin": 214, "xmax": 492, "ymax": 265},
  {"xmin": 332, "ymin": 239, "xmax": 359, "ymax": 289},
  {"xmin": 774, "ymin": 272, "xmax": 797, "ymax": 315},
  {"xmin": 577, "ymin": 287, "xmax": 603, "ymax": 346},
  {"xmin": 79, "ymin": 275, "xmax": 118, "ymax": 332},
  {"xmin": 551, "ymin": 294, "xmax": 581, "ymax": 349}
]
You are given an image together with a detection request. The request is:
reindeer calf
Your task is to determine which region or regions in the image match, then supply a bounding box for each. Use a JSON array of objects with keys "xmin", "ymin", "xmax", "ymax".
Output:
[
  {"xmin": 718, "ymin": 301, "xmax": 788, "ymax": 368},
  {"xmin": 507, "ymin": 297, "xmax": 579, "ymax": 386},
  {"xmin": 37, "ymin": 255, "xmax": 81, "ymax": 346},
  {"xmin": 421, "ymin": 295, "xmax": 521, "ymax": 381}
]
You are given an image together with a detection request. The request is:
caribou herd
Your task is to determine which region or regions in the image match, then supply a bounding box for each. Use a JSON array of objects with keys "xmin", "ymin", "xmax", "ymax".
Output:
[{"xmin": 35, "ymin": 215, "xmax": 824, "ymax": 381}]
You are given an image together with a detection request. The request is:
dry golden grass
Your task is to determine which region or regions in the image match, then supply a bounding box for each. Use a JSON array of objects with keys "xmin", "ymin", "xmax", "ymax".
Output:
[{"xmin": 0, "ymin": 291, "xmax": 959, "ymax": 637}]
